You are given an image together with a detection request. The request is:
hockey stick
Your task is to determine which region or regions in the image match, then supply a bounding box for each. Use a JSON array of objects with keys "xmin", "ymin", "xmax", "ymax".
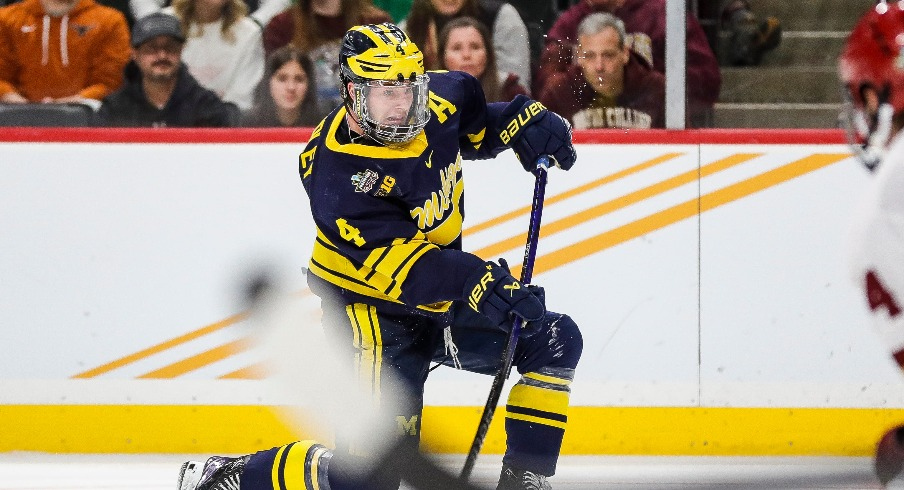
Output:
[{"xmin": 460, "ymin": 155, "xmax": 551, "ymax": 481}]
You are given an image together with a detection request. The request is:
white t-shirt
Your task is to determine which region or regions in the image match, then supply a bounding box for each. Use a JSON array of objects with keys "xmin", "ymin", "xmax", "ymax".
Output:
[
  {"xmin": 133, "ymin": 0, "xmax": 289, "ymax": 30},
  {"xmin": 164, "ymin": 7, "xmax": 264, "ymax": 110}
]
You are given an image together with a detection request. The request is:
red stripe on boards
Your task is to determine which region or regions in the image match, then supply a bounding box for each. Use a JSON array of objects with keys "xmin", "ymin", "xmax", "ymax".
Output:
[{"xmin": 0, "ymin": 127, "xmax": 847, "ymax": 145}]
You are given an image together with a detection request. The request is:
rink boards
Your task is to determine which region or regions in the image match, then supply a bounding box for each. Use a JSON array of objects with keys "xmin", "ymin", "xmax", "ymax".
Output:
[{"xmin": 2, "ymin": 128, "xmax": 903, "ymax": 455}]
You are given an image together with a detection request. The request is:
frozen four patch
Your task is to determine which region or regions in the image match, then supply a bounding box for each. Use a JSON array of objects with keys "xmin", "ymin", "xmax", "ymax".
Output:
[{"xmin": 351, "ymin": 169, "xmax": 379, "ymax": 193}]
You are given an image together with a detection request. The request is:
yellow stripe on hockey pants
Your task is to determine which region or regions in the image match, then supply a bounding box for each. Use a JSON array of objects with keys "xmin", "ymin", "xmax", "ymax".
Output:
[{"xmin": 346, "ymin": 303, "xmax": 384, "ymax": 456}]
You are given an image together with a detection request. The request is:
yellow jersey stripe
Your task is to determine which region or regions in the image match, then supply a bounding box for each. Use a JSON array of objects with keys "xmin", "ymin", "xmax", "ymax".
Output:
[
  {"xmin": 383, "ymin": 242, "xmax": 435, "ymax": 298},
  {"xmin": 362, "ymin": 240, "xmax": 400, "ymax": 281},
  {"xmin": 324, "ymin": 107, "xmax": 428, "ymax": 158},
  {"xmin": 308, "ymin": 259, "xmax": 452, "ymax": 313},
  {"xmin": 315, "ymin": 226, "xmax": 440, "ymax": 302},
  {"xmin": 363, "ymin": 240, "xmax": 437, "ymax": 287}
]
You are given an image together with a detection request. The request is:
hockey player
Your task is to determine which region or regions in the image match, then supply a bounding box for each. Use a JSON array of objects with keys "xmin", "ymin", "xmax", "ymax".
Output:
[
  {"xmin": 178, "ymin": 22, "xmax": 582, "ymax": 490},
  {"xmin": 840, "ymin": 3, "xmax": 904, "ymax": 488}
]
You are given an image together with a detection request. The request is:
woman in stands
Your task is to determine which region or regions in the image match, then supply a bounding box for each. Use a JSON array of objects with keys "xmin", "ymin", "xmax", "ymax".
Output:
[
  {"xmin": 242, "ymin": 46, "xmax": 326, "ymax": 127},
  {"xmin": 261, "ymin": 0, "xmax": 391, "ymax": 110},
  {"xmin": 437, "ymin": 16, "xmax": 526, "ymax": 103},
  {"xmin": 401, "ymin": 0, "xmax": 531, "ymax": 93}
]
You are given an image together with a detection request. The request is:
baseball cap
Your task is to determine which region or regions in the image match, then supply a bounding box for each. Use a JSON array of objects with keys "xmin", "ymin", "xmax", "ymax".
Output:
[{"xmin": 131, "ymin": 12, "xmax": 185, "ymax": 47}]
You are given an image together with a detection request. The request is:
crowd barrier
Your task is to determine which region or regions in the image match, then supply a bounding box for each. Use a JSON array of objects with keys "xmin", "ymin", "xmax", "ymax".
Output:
[{"xmin": 2, "ymin": 128, "xmax": 902, "ymax": 455}]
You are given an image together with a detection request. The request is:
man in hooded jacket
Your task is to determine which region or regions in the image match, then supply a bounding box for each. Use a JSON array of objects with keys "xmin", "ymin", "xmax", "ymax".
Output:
[{"xmin": 98, "ymin": 12, "xmax": 235, "ymax": 127}]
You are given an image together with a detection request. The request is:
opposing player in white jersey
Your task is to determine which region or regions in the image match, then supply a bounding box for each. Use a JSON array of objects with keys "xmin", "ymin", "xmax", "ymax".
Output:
[{"xmin": 840, "ymin": 3, "xmax": 904, "ymax": 487}]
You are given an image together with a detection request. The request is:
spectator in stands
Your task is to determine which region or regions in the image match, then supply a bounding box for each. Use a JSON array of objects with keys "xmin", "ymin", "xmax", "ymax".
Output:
[
  {"xmin": 372, "ymin": 0, "xmax": 410, "ymax": 23},
  {"xmin": 131, "ymin": 0, "xmax": 289, "ymax": 30},
  {"xmin": 98, "ymin": 12, "xmax": 236, "ymax": 126},
  {"xmin": 163, "ymin": 0, "xmax": 264, "ymax": 111},
  {"xmin": 437, "ymin": 16, "xmax": 526, "ymax": 102},
  {"xmin": 537, "ymin": 0, "xmax": 721, "ymax": 127},
  {"xmin": 717, "ymin": 0, "xmax": 781, "ymax": 67},
  {"xmin": 504, "ymin": 0, "xmax": 559, "ymax": 67},
  {"xmin": 401, "ymin": 0, "xmax": 531, "ymax": 93},
  {"xmin": 241, "ymin": 45, "xmax": 325, "ymax": 126},
  {"xmin": 262, "ymin": 0, "xmax": 391, "ymax": 109},
  {"xmin": 0, "ymin": 0, "xmax": 130, "ymax": 106},
  {"xmin": 539, "ymin": 12, "xmax": 664, "ymax": 129},
  {"xmin": 96, "ymin": 0, "xmax": 134, "ymax": 28}
]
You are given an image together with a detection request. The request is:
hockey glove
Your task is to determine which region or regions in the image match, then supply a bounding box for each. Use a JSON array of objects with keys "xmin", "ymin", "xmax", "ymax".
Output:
[
  {"xmin": 497, "ymin": 257, "xmax": 546, "ymax": 308},
  {"xmin": 498, "ymin": 95, "xmax": 577, "ymax": 171},
  {"xmin": 463, "ymin": 260, "xmax": 545, "ymax": 335},
  {"xmin": 497, "ymin": 258, "xmax": 546, "ymax": 337}
]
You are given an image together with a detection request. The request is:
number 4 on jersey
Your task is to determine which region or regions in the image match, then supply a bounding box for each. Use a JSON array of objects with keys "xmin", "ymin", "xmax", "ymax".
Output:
[{"xmin": 336, "ymin": 218, "xmax": 366, "ymax": 246}]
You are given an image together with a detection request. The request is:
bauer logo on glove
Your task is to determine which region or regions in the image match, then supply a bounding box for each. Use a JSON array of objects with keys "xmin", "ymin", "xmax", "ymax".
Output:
[
  {"xmin": 463, "ymin": 260, "xmax": 545, "ymax": 330},
  {"xmin": 498, "ymin": 95, "xmax": 577, "ymax": 172},
  {"xmin": 499, "ymin": 100, "xmax": 546, "ymax": 144},
  {"xmin": 466, "ymin": 264, "xmax": 496, "ymax": 311}
]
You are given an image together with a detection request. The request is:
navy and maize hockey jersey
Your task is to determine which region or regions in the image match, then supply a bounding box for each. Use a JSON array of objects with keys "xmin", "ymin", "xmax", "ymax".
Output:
[{"xmin": 299, "ymin": 70, "xmax": 528, "ymax": 314}]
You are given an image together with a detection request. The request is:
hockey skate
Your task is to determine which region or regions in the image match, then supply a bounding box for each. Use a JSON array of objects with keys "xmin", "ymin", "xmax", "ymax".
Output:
[
  {"xmin": 177, "ymin": 455, "xmax": 248, "ymax": 490},
  {"xmin": 496, "ymin": 464, "xmax": 552, "ymax": 490}
]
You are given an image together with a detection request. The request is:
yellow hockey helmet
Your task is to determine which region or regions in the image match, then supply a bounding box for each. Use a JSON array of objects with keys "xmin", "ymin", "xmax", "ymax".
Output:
[{"xmin": 339, "ymin": 23, "xmax": 431, "ymax": 144}]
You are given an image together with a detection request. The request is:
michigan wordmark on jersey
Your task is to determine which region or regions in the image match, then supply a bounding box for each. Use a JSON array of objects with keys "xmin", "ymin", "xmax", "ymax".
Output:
[{"xmin": 299, "ymin": 71, "xmax": 525, "ymax": 312}]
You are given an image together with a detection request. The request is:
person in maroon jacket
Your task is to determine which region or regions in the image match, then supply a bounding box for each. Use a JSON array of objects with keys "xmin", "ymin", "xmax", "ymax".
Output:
[
  {"xmin": 539, "ymin": 12, "xmax": 664, "ymax": 129},
  {"xmin": 536, "ymin": 0, "xmax": 719, "ymax": 127}
]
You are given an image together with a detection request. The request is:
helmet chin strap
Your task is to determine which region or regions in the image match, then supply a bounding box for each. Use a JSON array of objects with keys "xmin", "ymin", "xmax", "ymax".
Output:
[
  {"xmin": 868, "ymin": 103, "xmax": 895, "ymax": 151},
  {"xmin": 848, "ymin": 102, "xmax": 894, "ymax": 172},
  {"xmin": 345, "ymin": 112, "xmax": 363, "ymax": 136},
  {"xmin": 345, "ymin": 112, "xmax": 382, "ymax": 145}
]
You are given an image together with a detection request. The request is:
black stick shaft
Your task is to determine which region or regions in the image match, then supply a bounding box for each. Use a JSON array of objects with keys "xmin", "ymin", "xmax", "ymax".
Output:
[{"xmin": 460, "ymin": 156, "xmax": 550, "ymax": 480}]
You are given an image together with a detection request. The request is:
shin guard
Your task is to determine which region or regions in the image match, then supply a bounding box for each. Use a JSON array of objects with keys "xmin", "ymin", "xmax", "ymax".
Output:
[{"xmin": 503, "ymin": 367, "xmax": 574, "ymax": 476}]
